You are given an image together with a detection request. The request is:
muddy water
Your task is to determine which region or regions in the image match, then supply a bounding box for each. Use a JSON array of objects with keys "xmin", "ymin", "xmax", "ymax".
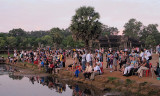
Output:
[{"xmin": 0, "ymin": 64, "xmax": 122, "ymax": 96}]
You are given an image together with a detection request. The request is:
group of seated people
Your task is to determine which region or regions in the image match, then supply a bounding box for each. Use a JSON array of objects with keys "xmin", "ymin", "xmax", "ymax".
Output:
[{"xmin": 68, "ymin": 58, "xmax": 102, "ymax": 80}]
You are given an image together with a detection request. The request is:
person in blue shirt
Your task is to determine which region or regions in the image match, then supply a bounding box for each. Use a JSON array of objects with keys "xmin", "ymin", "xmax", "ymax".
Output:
[{"xmin": 41, "ymin": 60, "xmax": 44, "ymax": 67}]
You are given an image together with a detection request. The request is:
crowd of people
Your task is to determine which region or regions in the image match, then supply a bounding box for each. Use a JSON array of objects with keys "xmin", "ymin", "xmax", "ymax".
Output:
[
  {"xmin": 7, "ymin": 48, "xmax": 66, "ymax": 74},
  {"xmin": 6, "ymin": 44, "xmax": 160, "ymax": 80}
]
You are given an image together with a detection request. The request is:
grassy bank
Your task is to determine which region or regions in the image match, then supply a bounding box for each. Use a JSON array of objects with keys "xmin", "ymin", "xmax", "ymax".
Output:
[{"xmin": 0, "ymin": 54, "xmax": 13, "ymax": 58}]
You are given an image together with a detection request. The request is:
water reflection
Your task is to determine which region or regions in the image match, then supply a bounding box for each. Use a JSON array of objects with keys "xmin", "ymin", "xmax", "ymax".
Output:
[
  {"xmin": 0, "ymin": 64, "xmax": 24, "ymax": 80},
  {"xmin": 28, "ymin": 76, "xmax": 66, "ymax": 93},
  {"xmin": 0, "ymin": 64, "xmax": 106, "ymax": 96},
  {"xmin": 27, "ymin": 76, "xmax": 98, "ymax": 96}
]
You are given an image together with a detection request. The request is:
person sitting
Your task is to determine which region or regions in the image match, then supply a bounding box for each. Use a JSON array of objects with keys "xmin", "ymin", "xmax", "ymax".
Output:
[
  {"xmin": 75, "ymin": 63, "xmax": 82, "ymax": 77},
  {"xmin": 132, "ymin": 57, "xmax": 142, "ymax": 75},
  {"xmin": 38, "ymin": 60, "xmax": 44, "ymax": 70},
  {"xmin": 83, "ymin": 62, "xmax": 92, "ymax": 79},
  {"xmin": 54, "ymin": 60, "xmax": 62, "ymax": 74},
  {"xmin": 53, "ymin": 60, "xmax": 59, "ymax": 74},
  {"xmin": 123, "ymin": 56, "xmax": 136, "ymax": 76},
  {"xmin": 67, "ymin": 61, "xmax": 77, "ymax": 71},
  {"xmin": 137, "ymin": 58, "xmax": 150, "ymax": 77},
  {"xmin": 90, "ymin": 63, "xmax": 102, "ymax": 80},
  {"xmin": 154, "ymin": 62, "xmax": 160, "ymax": 77},
  {"xmin": 95, "ymin": 58, "xmax": 103, "ymax": 73},
  {"xmin": 48, "ymin": 62, "xmax": 54, "ymax": 74}
]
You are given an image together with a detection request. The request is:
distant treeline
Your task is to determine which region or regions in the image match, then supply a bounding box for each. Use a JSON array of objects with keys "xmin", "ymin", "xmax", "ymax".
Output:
[
  {"xmin": 0, "ymin": 6, "xmax": 160, "ymax": 50},
  {"xmin": 0, "ymin": 28, "xmax": 85, "ymax": 50}
]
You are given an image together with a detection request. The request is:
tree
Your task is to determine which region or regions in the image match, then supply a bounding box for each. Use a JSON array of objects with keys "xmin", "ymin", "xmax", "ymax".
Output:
[
  {"xmin": 6, "ymin": 37, "xmax": 17, "ymax": 48},
  {"xmin": 140, "ymin": 24, "xmax": 160, "ymax": 45},
  {"xmin": 70, "ymin": 6, "xmax": 102, "ymax": 49},
  {"xmin": 0, "ymin": 37, "xmax": 6, "ymax": 48},
  {"xmin": 123, "ymin": 18, "xmax": 143, "ymax": 38},
  {"xmin": 102, "ymin": 25, "xmax": 119, "ymax": 36},
  {"xmin": 41, "ymin": 35, "xmax": 53, "ymax": 46},
  {"xmin": 9, "ymin": 28, "xmax": 26, "ymax": 37},
  {"xmin": 50, "ymin": 28, "xmax": 63, "ymax": 48},
  {"xmin": 101, "ymin": 25, "xmax": 119, "ymax": 48},
  {"xmin": 145, "ymin": 35, "xmax": 156, "ymax": 48}
]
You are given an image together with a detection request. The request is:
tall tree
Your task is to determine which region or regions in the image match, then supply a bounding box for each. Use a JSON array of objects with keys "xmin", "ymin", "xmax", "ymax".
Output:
[
  {"xmin": 123, "ymin": 18, "xmax": 143, "ymax": 38},
  {"xmin": 70, "ymin": 6, "xmax": 102, "ymax": 49},
  {"xmin": 140, "ymin": 24, "xmax": 160, "ymax": 45},
  {"xmin": 50, "ymin": 28, "xmax": 63, "ymax": 48}
]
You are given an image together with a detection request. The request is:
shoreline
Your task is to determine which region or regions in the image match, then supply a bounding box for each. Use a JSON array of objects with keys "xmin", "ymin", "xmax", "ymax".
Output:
[{"xmin": 4, "ymin": 61, "xmax": 160, "ymax": 96}]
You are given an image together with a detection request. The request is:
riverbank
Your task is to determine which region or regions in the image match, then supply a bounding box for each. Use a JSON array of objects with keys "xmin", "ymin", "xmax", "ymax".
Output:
[{"xmin": 4, "ymin": 54, "xmax": 160, "ymax": 96}]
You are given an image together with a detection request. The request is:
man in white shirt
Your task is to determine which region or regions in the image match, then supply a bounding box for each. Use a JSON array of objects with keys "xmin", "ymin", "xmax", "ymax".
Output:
[
  {"xmin": 140, "ymin": 49, "xmax": 145, "ymax": 61},
  {"xmin": 86, "ymin": 51, "xmax": 92, "ymax": 66},
  {"xmin": 90, "ymin": 63, "xmax": 102, "ymax": 80},
  {"xmin": 144, "ymin": 48, "xmax": 151, "ymax": 64}
]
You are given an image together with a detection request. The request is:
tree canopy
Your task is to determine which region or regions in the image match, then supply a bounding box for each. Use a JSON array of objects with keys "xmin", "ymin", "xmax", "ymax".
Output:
[{"xmin": 70, "ymin": 6, "xmax": 102, "ymax": 49}]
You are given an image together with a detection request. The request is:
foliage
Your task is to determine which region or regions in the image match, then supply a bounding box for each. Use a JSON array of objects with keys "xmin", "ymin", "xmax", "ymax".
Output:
[
  {"xmin": 50, "ymin": 27, "xmax": 63, "ymax": 48},
  {"xmin": 0, "ymin": 37, "xmax": 6, "ymax": 48},
  {"xmin": 70, "ymin": 6, "xmax": 102, "ymax": 49},
  {"xmin": 123, "ymin": 18, "xmax": 143, "ymax": 38},
  {"xmin": 41, "ymin": 35, "xmax": 53, "ymax": 46},
  {"xmin": 123, "ymin": 18, "xmax": 160, "ymax": 47},
  {"xmin": 6, "ymin": 36, "xmax": 17, "ymax": 47},
  {"xmin": 9, "ymin": 28, "xmax": 26, "ymax": 37},
  {"xmin": 145, "ymin": 35, "xmax": 156, "ymax": 47},
  {"xmin": 102, "ymin": 25, "xmax": 119, "ymax": 36}
]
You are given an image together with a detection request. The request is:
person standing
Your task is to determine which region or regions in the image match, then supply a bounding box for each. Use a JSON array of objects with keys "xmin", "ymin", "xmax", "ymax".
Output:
[
  {"xmin": 81, "ymin": 51, "xmax": 86, "ymax": 71},
  {"xmin": 113, "ymin": 50, "xmax": 118, "ymax": 71},
  {"xmin": 106, "ymin": 51, "xmax": 110, "ymax": 68},
  {"xmin": 86, "ymin": 51, "xmax": 92, "ymax": 66}
]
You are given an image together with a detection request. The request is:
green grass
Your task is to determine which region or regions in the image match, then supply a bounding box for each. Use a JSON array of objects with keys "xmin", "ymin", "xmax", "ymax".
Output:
[
  {"xmin": 125, "ymin": 79, "xmax": 135, "ymax": 85},
  {"xmin": 0, "ymin": 54, "xmax": 13, "ymax": 58},
  {"xmin": 108, "ymin": 77, "xmax": 118, "ymax": 81}
]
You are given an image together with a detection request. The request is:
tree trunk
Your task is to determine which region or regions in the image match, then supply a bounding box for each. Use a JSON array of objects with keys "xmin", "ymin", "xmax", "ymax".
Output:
[{"xmin": 85, "ymin": 40, "xmax": 89, "ymax": 51}]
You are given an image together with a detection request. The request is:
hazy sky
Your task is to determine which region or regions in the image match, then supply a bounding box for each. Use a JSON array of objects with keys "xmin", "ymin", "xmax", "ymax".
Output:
[{"xmin": 0, "ymin": 0, "xmax": 160, "ymax": 34}]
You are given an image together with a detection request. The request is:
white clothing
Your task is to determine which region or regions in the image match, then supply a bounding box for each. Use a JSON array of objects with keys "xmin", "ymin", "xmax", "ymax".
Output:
[
  {"xmin": 124, "ymin": 66, "xmax": 134, "ymax": 75},
  {"xmin": 82, "ymin": 54, "xmax": 86, "ymax": 62},
  {"xmin": 86, "ymin": 53, "xmax": 91, "ymax": 62},
  {"xmin": 140, "ymin": 52, "xmax": 144, "ymax": 60},
  {"xmin": 144, "ymin": 50, "xmax": 151, "ymax": 60},
  {"xmin": 94, "ymin": 65, "xmax": 102, "ymax": 74},
  {"xmin": 14, "ymin": 53, "xmax": 17, "ymax": 57}
]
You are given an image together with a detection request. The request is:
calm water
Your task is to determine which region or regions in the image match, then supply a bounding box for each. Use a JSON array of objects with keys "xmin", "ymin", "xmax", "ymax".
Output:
[{"xmin": 0, "ymin": 64, "xmax": 121, "ymax": 96}]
